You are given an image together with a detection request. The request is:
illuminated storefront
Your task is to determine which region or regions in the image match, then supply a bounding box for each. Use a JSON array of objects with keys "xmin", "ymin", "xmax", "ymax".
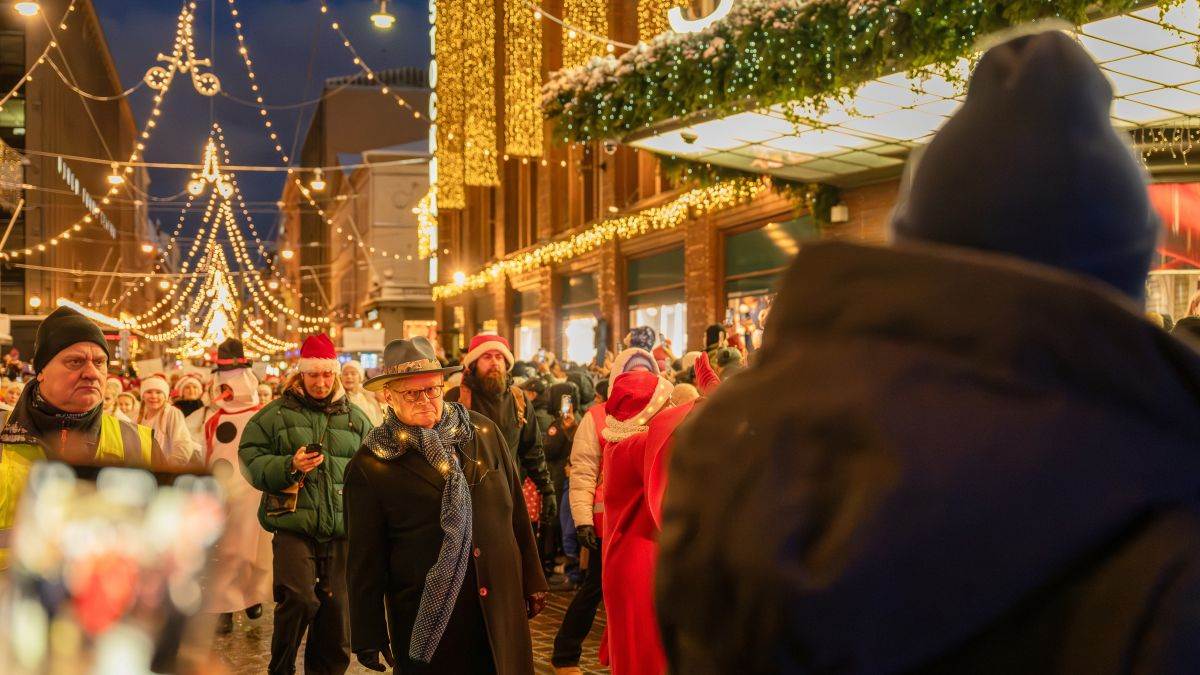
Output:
[{"xmin": 627, "ymin": 247, "xmax": 687, "ymax": 352}]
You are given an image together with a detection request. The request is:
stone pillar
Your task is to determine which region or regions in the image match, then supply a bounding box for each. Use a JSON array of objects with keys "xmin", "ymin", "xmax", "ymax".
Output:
[
  {"xmin": 596, "ymin": 242, "xmax": 621, "ymax": 356},
  {"xmin": 537, "ymin": 267, "xmax": 559, "ymax": 357},
  {"xmin": 684, "ymin": 213, "xmax": 719, "ymax": 350}
]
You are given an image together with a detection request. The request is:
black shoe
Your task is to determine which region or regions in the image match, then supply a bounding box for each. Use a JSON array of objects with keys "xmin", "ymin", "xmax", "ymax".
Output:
[
  {"xmin": 548, "ymin": 573, "xmax": 578, "ymax": 592},
  {"xmin": 245, "ymin": 604, "xmax": 263, "ymax": 620},
  {"xmin": 216, "ymin": 613, "xmax": 234, "ymax": 635}
]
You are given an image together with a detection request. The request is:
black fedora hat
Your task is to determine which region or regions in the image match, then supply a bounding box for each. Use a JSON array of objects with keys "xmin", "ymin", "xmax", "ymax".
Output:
[{"xmin": 363, "ymin": 336, "xmax": 461, "ymax": 392}]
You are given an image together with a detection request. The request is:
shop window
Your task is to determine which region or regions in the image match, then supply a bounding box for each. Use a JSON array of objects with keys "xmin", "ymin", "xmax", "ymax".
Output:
[
  {"xmin": 513, "ymin": 289, "xmax": 542, "ymax": 361},
  {"xmin": 723, "ymin": 216, "xmax": 817, "ymax": 353},
  {"xmin": 627, "ymin": 247, "xmax": 686, "ymax": 351},
  {"xmin": 560, "ymin": 273, "xmax": 599, "ymax": 364},
  {"xmin": 474, "ymin": 293, "xmax": 495, "ymax": 333}
]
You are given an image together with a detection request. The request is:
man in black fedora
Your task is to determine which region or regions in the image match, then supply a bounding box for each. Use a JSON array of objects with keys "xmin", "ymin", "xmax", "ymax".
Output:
[{"xmin": 344, "ymin": 336, "xmax": 548, "ymax": 674}]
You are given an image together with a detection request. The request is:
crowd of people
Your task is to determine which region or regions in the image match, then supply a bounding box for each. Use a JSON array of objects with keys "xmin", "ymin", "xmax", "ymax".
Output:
[{"xmin": 4, "ymin": 28, "xmax": 1200, "ymax": 675}]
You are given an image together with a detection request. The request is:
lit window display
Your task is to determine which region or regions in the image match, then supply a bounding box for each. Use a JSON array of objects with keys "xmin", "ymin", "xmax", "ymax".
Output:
[
  {"xmin": 513, "ymin": 289, "xmax": 542, "ymax": 361},
  {"xmin": 722, "ymin": 216, "xmax": 817, "ymax": 352},
  {"xmin": 627, "ymin": 247, "xmax": 687, "ymax": 351},
  {"xmin": 560, "ymin": 273, "xmax": 599, "ymax": 364}
]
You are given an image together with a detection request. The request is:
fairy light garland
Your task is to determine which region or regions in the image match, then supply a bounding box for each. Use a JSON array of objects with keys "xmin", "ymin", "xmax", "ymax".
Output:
[
  {"xmin": 0, "ymin": 0, "xmax": 78, "ymax": 111},
  {"xmin": 144, "ymin": 3, "xmax": 220, "ymax": 96},
  {"xmin": 225, "ymin": 0, "xmax": 291, "ymax": 162},
  {"xmin": 637, "ymin": 0, "xmax": 674, "ymax": 42},
  {"xmin": 562, "ymin": 0, "xmax": 609, "ymax": 69},
  {"xmin": 415, "ymin": 190, "xmax": 437, "ymax": 260},
  {"xmin": 433, "ymin": 0, "xmax": 467, "ymax": 209},
  {"xmin": 433, "ymin": 178, "xmax": 766, "ymax": 300},
  {"xmin": 318, "ymin": 1, "xmax": 422, "ymax": 119},
  {"xmin": 463, "ymin": 0, "xmax": 499, "ymax": 186},
  {"xmin": 504, "ymin": 0, "xmax": 544, "ymax": 157}
]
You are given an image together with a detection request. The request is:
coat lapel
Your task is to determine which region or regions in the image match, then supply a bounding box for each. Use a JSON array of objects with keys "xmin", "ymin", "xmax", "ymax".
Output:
[{"xmin": 397, "ymin": 447, "xmax": 447, "ymax": 491}]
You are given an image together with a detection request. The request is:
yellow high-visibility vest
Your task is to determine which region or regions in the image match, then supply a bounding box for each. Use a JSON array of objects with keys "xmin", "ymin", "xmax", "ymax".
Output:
[{"xmin": 0, "ymin": 413, "xmax": 152, "ymax": 569}]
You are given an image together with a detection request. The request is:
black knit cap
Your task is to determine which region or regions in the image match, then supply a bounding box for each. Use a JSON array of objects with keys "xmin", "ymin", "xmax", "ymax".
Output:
[
  {"xmin": 891, "ymin": 30, "xmax": 1158, "ymax": 301},
  {"xmin": 34, "ymin": 305, "xmax": 110, "ymax": 373}
]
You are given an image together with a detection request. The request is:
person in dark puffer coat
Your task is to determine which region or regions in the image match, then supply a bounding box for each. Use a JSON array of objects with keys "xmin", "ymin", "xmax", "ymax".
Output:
[
  {"xmin": 240, "ymin": 334, "xmax": 371, "ymax": 675},
  {"xmin": 657, "ymin": 30, "xmax": 1200, "ymax": 675}
]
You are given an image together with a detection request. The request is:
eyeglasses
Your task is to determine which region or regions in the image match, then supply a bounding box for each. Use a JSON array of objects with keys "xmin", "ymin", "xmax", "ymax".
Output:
[{"xmin": 390, "ymin": 385, "xmax": 445, "ymax": 403}]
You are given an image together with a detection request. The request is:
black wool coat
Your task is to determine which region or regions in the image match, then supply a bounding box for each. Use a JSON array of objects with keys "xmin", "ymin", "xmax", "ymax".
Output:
[{"xmin": 344, "ymin": 409, "xmax": 548, "ymax": 675}]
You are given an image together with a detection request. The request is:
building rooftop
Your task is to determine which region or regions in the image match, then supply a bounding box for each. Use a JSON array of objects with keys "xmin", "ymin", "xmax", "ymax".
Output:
[{"xmin": 325, "ymin": 67, "xmax": 428, "ymax": 89}]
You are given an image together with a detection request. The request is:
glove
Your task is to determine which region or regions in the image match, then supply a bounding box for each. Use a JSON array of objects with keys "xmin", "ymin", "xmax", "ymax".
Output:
[
  {"xmin": 540, "ymin": 492, "xmax": 558, "ymax": 521},
  {"xmin": 356, "ymin": 645, "xmax": 394, "ymax": 672},
  {"xmin": 526, "ymin": 591, "xmax": 548, "ymax": 618},
  {"xmin": 576, "ymin": 524, "xmax": 600, "ymax": 551}
]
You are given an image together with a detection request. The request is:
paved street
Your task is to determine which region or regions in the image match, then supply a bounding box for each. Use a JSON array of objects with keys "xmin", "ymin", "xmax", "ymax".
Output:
[{"xmin": 212, "ymin": 591, "xmax": 609, "ymax": 674}]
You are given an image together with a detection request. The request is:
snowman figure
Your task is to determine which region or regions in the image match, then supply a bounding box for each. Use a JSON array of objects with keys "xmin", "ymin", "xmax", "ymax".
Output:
[{"xmin": 203, "ymin": 338, "xmax": 272, "ymax": 634}]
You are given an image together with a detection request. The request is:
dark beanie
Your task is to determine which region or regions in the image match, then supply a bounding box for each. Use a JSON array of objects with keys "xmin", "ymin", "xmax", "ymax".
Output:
[
  {"xmin": 1174, "ymin": 316, "xmax": 1200, "ymax": 341},
  {"xmin": 34, "ymin": 306, "xmax": 110, "ymax": 373},
  {"xmin": 891, "ymin": 30, "xmax": 1158, "ymax": 301}
]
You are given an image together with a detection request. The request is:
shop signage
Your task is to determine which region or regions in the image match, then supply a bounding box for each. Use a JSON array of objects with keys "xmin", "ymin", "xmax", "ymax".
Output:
[
  {"xmin": 56, "ymin": 157, "xmax": 117, "ymax": 238},
  {"xmin": 343, "ymin": 327, "xmax": 386, "ymax": 353},
  {"xmin": 668, "ymin": 0, "xmax": 736, "ymax": 33}
]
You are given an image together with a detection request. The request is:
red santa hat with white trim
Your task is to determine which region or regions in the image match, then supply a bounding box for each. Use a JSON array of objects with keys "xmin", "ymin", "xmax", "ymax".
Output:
[
  {"xmin": 462, "ymin": 333, "xmax": 515, "ymax": 371},
  {"xmin": 298, "ymin": 333, "xmax": 339, "ymax": 373},
  {"xmin": 602, "ymin": 370, "xmax": 674, "ymax": 444}
]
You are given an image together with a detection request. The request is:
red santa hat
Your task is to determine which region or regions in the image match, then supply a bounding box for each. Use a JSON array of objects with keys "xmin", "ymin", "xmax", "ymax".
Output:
[
  {"xmin": 462, "ymin": 333, "xmax": 515, "ymax": 371},
  {"xmin": 602, "ymin": 370, "xmax": 673, "ymax": 444},
  {"xmin": 298, "ymin": 333, "xmax": 339, "ymax": 373}
]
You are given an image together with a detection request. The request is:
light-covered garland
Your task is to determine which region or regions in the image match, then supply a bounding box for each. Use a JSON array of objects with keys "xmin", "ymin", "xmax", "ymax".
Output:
[{"xmin": 542, "ymin": 0, "xmax": 1183, "ymax": 143}]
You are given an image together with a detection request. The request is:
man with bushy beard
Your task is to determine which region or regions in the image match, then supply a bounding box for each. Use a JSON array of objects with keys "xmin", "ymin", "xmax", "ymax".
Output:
[{"xmin": 445, "ymin": 334, "xmax": 556, "ymax": 524}]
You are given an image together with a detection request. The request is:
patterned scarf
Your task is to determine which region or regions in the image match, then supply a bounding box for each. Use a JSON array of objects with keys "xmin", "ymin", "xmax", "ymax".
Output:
[{"xmin": 365, "ymin": 402, "xmax": 476, "ymax": 663}]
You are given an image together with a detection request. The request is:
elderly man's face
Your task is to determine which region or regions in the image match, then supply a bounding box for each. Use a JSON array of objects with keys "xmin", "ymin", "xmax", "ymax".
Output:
[
  {"xmin": 385, "ymin": 373, "xmax": 445, "ymax": 429},
  {"xmin": 38, "ymin": 342, "xmax": 107, "ymax": 413},
  {"xmin": 302, "ymin": 370, "xmax": 336, "ymax": 400},
  {"xmin": 341, "ymin": 366, "xmax": 362, "ymax": 393}
]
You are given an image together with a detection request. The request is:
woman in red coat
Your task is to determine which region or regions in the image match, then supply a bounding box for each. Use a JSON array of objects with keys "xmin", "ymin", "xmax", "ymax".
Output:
[{"xmin": 600, "ymin": 370, "xmax": 692, "ymax": 675}]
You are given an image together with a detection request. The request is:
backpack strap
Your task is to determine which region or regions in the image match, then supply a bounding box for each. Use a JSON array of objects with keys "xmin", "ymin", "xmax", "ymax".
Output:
[{"xmin": 511, "ymin": 385, "xmax": 527, "ymax": 426}]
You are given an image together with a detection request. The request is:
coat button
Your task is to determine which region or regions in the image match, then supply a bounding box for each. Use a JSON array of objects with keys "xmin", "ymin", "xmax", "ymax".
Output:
[
  {"xmin": 479, "ymin": 587, "xmax": 488, "ymax": 598},
  {"xmin": 473, "ymin": 547, "xmax": 481, "ymax": 558}
]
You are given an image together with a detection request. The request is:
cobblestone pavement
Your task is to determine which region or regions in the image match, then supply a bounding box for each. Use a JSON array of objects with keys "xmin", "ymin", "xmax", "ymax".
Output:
[{"xmin": 211, "ymin": 591, "xmax": 608, "ymax": 674}]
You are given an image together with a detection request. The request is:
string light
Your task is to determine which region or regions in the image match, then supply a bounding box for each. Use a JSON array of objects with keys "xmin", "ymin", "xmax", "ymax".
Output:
[
  {"xmin": 463, "ymin": 0, "xmax": 499, "ymax": 186},
  {"xmin": 316, "ymin": 1, "xmax": 422, "ymax": 119},
  {"xmin": 433, "ymin": 178, "xmax": 766, "ymax": 300},
  {"xmin": 504, "ymin": 0, "xmax": 543, "ymax": 157},
  {"xmin": 433, "ymin": 0, "xmax": 467, "ymax": 208},
  {"xmin": 415, "ymin": 190, "xmax": 437, "ymax": 260},
  {"xmin": 637, "ymin": 0, "xmax": 674, "ymax": 42},
  {"xmin": 144, "ymin": 3, "xmax": 220, "ymax": 97},
  {"xmin": 561, "ymin": 0, "xmax": 608, "ymax": 69}
]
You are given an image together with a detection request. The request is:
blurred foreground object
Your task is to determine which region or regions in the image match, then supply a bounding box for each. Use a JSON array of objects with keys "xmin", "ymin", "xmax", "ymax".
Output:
[{"xmin": 0, "ymin": 464, "xmax": 225, "ymax": 674}]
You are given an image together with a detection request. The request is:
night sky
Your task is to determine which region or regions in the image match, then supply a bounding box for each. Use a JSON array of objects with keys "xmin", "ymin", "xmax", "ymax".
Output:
[{"xmin": 94, "ymin": 0, "xmax": 429, "ymax": 244}]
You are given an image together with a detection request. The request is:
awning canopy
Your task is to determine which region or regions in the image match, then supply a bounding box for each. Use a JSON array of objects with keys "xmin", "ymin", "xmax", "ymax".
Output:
[{"xmin": 627, "ymin": 3, "xmax": 1200, "ymax": 186}]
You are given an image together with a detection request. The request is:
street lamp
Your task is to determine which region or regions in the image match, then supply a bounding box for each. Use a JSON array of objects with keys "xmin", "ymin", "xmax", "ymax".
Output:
[
  {"xmin": 140, "ymin": 242, "xmax": 155, "ymax": 254},
  {"xmin": 279, "ymin": 248, "xmax": 295, "ymax": 261},
  {"xmin": 309, "ymin": 168, "xmax": 326, "ymax": 192},
  {"xmin": 14, "ymin": 3, "xmax": 38, "ymax": 17},
  {"xmin": 28, "ymin": 294, "xmax": 41, "ymax": 309},
  {"xmin": 107, "ymin": 163, "xmax": 125, "ymax": 185},
  {"xmin": 158, "ymin": 279, "xmax": 171, "ymax": 290},
  {"xmin": 371, "ymin": 1, "xmax": 396, "ymax": 29}
]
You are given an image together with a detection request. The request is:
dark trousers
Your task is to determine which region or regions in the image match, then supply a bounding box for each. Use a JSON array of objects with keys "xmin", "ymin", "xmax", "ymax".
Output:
[
  {"xmin": 269, "ymin": 531, "xmax": 350, "ymax": 675},
  {"xmin": 551, "ymin": 540, "xmax": 604, "ymax": 667}
]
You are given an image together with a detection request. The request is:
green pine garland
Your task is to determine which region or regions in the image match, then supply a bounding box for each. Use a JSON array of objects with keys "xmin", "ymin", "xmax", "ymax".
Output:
[{"xmin": 543, "ymin": 0, "xmax": 1179, "ymax": 143}]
